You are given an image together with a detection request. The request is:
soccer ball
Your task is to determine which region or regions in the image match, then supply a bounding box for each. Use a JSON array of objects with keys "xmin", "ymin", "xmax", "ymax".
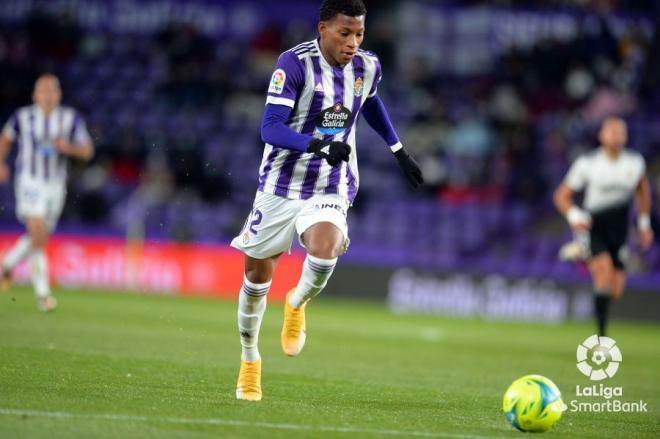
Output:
[{"xmin": 502, "ymin": 374, "xmax": 564, "ymax": 432}]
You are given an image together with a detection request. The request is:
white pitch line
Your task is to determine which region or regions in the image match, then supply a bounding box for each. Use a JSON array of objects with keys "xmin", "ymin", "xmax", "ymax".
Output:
[{"xmin": 0, "ymin": 408, "xmax": 502, "ymax": 439}]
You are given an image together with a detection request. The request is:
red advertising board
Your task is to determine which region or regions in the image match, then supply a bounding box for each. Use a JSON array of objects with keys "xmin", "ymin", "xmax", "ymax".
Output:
[{"xmin": 0, "ymin": 233, "xmax": 304, "ymax": 301}]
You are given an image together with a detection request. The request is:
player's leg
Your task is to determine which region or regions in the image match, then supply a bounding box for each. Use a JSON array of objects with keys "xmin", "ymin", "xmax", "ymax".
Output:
[
  {"xmin": 608, "ymin": 245, "xmax": 626, "ymax": 303},
  {"xmin": 230, "ymin": 192, "xmax": 301, "ymax": 401},
  {"xmin": 281, "ymin": 222, "xmax": 344, "ymax": 356},
  {"xmin": 1, "ymin": 234, "xmax": 32, "ymax": 291},
  {"xmin": 30, "ymin": 185, "xmax": 65, "ymax": 311},
  {"xmin": 2, "ymin": 179, "xmax": 36, "ymax": 291},
  {"xmin": 282, "ymin": 196, "xmax": 349, "ymax": 356},
  {"xmin": 235, "ymin": 253, "xmax": 281, "ymax": 402},
  {"xmin": 291, "ymin": 221, "xmax": 343, "ymax": 306},
  {"xmin": 611, "ymin": 269, "xmax": 626, "ymax": 302},
  {"xmin": 604, "ymin": 263, "xmax": 626, "ymax": 335},
  {"xmin": 26, "ymin": 216, "xmax": 56, "ymax": 311},
  {"xmin": 240, "ymin": 254, "xmax": 280, "ymax": 362},
  {"xmin": 588, "ymin": 252, "xmax": 615, "ymax": 336}
]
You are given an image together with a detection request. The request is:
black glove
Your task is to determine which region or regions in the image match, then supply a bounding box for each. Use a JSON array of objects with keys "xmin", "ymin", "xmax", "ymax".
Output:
[
  {"xmin": 394, "ymin": 148, "xmax": 424, "ymax": 189},
  {"xmin": 307, "ymin": 138, "xmax": 351, "ymax": 167}
]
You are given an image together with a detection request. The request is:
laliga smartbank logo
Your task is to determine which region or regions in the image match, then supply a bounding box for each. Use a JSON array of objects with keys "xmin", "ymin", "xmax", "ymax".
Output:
[
  {"xmin": 576, "ymin": 334, "xmax": 621, "ymax": 380},
  {"xmin": 561, "ymin": 335, "xmax": 648, "ymax": 413}
]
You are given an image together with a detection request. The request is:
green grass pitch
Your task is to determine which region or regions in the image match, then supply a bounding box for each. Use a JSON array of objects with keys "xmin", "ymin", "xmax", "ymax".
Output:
[{"xmin": 1, "ymin": 287, "xmax": 658, "ymax": 438}]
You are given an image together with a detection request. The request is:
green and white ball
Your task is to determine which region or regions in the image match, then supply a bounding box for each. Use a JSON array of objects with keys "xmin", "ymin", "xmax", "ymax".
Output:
[{"xmin": 502, "ymin": 374, "xmax": 564, "ymax": 432}]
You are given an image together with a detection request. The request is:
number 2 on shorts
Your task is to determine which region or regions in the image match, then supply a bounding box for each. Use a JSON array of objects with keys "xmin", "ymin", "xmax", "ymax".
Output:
[{"xmin": 248, "ymin": 209, "xmax": 263, "ymax": 235}]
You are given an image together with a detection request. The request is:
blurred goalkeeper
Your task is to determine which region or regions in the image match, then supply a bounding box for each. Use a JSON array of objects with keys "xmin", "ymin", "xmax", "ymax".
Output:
[
  {"xmin": 0, "ymin": 74, "xmax": 93, "ymax": 311},
  {"xmin": 554, "ymin": 117, "xmax": 654, "ymax": 336},
  {"xmin": 230, "ymin": 0, "xmax": 423, "ymax": 401}
]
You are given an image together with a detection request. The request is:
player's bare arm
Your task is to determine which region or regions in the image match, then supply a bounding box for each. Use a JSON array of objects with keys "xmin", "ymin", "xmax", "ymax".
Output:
[
  {"xmin": 0, "ymin": 133, "xmax": 12, "ymax": 183},
  {"xmin": 554, "ymin": 183, "xmax": 591, "ymax": 230},
  {"xmin": 54, "ymin": 137, "xmax": 94, "ymax": 161},
  {"xmin": 635, "ymin": 175, "xmax": 654, "ymax": 250}
]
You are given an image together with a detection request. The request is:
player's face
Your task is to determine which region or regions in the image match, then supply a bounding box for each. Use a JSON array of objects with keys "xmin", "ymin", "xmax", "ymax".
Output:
[
  {"xmin": 319, "ymin": 14, "xmax": 365, "ymax": 66},
  {"xmin": 599, "ymin": 119, "xmax": 627, "ymax": 153},
  {"xmin": 33, "ymin": 76, "xmax": 62, "ymax": 112}
]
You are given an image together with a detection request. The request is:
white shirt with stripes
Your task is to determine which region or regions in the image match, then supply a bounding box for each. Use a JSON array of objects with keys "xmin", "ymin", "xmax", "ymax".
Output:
[
  {"xmin": 258, "ymin": 38, "xmax": 382, "ymax": 203},
  {"xmin": 2, "ymin": 105, "xmax": 90, "ymax": 186}
]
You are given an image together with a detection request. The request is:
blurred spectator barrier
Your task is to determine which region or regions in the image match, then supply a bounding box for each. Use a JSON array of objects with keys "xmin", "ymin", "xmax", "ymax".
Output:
[{"xmin": 0, "ymin": 232, "xmax": 302, "ymax": 300}]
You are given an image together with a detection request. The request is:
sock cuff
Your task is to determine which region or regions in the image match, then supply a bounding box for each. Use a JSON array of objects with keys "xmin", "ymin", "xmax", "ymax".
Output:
[
  {"xmin": 594, "ymin": 289, "xmax": 611, "ymax": 296},
  {"xmin": 306, "ymin": 254, "xmax": 337, "ymax": 267},
  {"xmin": 242, "ymin": 275, "xmax": 271, "ymax": 296}
]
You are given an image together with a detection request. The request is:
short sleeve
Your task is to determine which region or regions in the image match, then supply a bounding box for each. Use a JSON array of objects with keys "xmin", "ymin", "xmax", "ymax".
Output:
[
  {"xmin": 367, "ymin": 55, "xmax": 382, "ymax": 98},
  {"xmin": 638, "ymin": 155, "xmax": 646, "ymax": 175},
  {"xmin": 71, "ymin": 112, "xmax": 91, "ymax": 145},
  {"xmin": 564, "ymin": 156, "xmax": 588, "ymax": 191},
  {"xmin": 2, "ymin": 112, "xmax": 19, "ymax": 141},
  {"xmin": 265, "ymin": 51, "xmax": 305, "ymax": 108}
]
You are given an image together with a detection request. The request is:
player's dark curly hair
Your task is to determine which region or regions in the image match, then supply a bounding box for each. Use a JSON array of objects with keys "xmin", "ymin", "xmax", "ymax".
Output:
[{"xmin": 320, "ymin": 0, "xmax": 367, "ymax": 21}]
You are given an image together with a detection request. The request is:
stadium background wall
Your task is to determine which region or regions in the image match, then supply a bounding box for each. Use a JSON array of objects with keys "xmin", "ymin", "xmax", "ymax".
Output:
[
  {"xmin": 1, "ymin": 233, "xmax": 657, "ymax": 323},
  {"xmin": 326, "ymin": 265, "xmax": 660, "ymax": 323},
  {"xmin": 0, "ymin": 233, "xmax": 303, "ymax": 301}
]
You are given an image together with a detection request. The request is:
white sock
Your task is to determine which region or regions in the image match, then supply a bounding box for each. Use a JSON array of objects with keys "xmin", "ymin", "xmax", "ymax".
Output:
[
  {"xmin": 238, "ymin": 276, "xmax": 271, "ymax": 362},
  {"xmin": 288, "ymin": 255, "xmax": 337, "ymax": 308},
  {"xmin": 30, "ymin": 249, "xmax": 51, "ymax": 299},
  {"xmin": 2, "ymin": 235, "xmax": 32, "ymax": 271}
]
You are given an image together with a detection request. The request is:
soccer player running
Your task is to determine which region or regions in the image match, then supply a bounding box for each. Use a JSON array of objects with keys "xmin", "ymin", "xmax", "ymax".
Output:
[
  {"xmin": 0, "ymin": 74, "xmax": 94, "ymax": 311},
  {"xmin": 230, "ymin": 0, "xmax": 423, "ymax": 401},
  {"xmin": 554, "ymin": 117, "xmax": 654, "ymax": 336}
]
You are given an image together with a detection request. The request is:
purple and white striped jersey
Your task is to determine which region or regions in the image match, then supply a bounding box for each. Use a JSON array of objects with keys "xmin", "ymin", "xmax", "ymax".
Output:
[
  {"xmin": 258, "ymin": 38, "xmax": 382, "ymax": 202},
  {"xmin": 2, "ymin": 105, "xmax": 90, "ymax": 184}
]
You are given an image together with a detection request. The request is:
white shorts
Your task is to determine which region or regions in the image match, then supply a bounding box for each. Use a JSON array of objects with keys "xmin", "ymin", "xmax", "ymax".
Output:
[
  {"xmin": 231, "ymin": 191, "xmax": 350, "ymax": 259},
  {"xmin": 15, "ymin": 176, "xmax": 66, "ymax": 231}
]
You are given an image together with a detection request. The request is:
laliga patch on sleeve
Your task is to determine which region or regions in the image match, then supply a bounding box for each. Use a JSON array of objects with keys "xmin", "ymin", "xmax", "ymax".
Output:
[{"xmin": 268, "ymin": 69, "xmax": 286, "ymax": 94}]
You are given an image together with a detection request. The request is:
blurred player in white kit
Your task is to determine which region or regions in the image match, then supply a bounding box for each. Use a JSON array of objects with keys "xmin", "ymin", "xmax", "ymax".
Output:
[
  {"xmin": 554, "ymin": 117, "xmax": 654, "ymax": 336},
  {"xmin": 0, "ymin": 74, "xmax": 94, "ymax": 311}
]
